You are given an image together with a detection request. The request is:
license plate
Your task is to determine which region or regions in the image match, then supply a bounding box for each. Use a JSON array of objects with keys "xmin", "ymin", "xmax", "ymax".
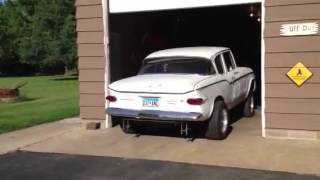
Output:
[{"xmin": 142, "ymin": 97, "xmax": 159, "ymax": 107}]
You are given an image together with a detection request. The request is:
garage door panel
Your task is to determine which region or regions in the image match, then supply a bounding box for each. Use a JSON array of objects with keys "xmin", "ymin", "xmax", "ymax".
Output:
[
  {"xmin": 265, "ymin": 52, "xmax": 320, "ymax": 68},
  {"xmin": 265, "ymin": 20, "xmax": 320, "ymax": 37},
  {"xmin": 266, "ymin": 84, "xmax": 320, "ymax": 98},
  {"xmin": 265, "ymin": 36, "xmax": 320, "ymax": 53},
  {"xmin": 266, "ymin": 98, "xmax": 320, "ymax": 114},
  {"xmin": 266, "ymin": 4, "xmax": 320, "ymax": 22},
  {"xmin": 265, "ymin": 0, "xmax": 320, "ymax": 7},
  {"xmin": 80, "ymin": 106, "xmax": 106, "ymax": 120},
  {"xmin": 76, "ymin": 5, "xmax": 103, "ymax": 19},
  {"xmin": 266, "ymin": 113, "xmax": 320, "ymax": 131},
  {"xmin": 80, "ymin": 82, "xmax": 105, "ymax": 94},
  {"xmin": 265, "ymin": 68, "xmax": 320, "ymax": 83},
  {"xmin": 79, "ymin": 57, "xmax": 105, "ymax": 69},
  {"xmin": 77, "ymin": 18, "xmax": 103, "ymax": 32}
]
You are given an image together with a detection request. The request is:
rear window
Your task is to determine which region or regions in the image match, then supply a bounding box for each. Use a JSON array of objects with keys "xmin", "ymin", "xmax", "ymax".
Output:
[{"xmin": 139, "ymin": 58, "xmax": 215, "ymax": 75}]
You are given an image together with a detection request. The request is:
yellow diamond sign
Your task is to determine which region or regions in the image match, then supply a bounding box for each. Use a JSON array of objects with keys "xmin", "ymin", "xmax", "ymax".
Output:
[{"xmin": 286, "ymin": 62, "xmax": 313, "ymax": 87}]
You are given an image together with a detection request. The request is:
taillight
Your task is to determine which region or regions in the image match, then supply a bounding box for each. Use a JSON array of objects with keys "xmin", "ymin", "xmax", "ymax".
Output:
[
  {"xmin": 187, "ymin": 98, "xmax": 203, "ymax": 105},
  {"xmin": 106, "ymin": 95, "xmax": 117, "ymax": 102}
]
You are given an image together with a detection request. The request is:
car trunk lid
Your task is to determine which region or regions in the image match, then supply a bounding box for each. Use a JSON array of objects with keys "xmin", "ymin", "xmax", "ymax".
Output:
[{"xmin": 109, "ymin": 74, "xmax": 210, "ymax": 94}]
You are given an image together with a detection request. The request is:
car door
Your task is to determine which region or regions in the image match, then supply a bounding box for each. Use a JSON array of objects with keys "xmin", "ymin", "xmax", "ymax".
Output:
[
  {"xmin": 221, "ymin": 51, "xmax": 242, "ymax": 106},
  {"xmin": 214, "ymin": 54, "xmax": 233, "ymax": 106}
]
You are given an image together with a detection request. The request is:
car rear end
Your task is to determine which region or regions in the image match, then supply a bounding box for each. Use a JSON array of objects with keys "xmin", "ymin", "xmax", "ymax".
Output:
[{"xmin": 106, "ymin": 89, "xmax": 211, "ymax": 122}]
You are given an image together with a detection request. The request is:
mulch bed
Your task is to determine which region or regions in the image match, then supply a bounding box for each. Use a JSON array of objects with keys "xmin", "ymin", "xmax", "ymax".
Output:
[{"xmin": 0, "ymin": 88, "xmax": 19, "ymax": 102}]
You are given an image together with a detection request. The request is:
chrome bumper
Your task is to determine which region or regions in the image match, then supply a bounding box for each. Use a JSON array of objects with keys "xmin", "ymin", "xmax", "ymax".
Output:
[{"xmin": 106, "ymin": 108, "xmax": 202, "ymax": 122}]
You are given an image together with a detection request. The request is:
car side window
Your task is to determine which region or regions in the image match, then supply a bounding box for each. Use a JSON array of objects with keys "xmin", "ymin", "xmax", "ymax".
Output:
[
  {"xmin": 223, "ymin": 51, "xmax": 236, "ymax": 72},
  {"xmin": 214, "ymin": 55, "xmax": 224, "ymax": 74},
  {"xmin": 208, "ymin": 61, "xmax": 216, "ymax": 75}
]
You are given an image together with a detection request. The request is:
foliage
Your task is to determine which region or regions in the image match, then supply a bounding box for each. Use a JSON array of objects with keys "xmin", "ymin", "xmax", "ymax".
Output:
[
  {"xmin": 0, "ymin": 0, "xmax": 76, "ymax": 75},
  {"xmin": 0, "ymin": 75, "xmax": 79, "ymax": 134}
]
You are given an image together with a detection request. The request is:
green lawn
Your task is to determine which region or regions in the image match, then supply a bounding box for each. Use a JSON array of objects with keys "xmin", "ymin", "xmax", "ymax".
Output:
[{"xmin": 0, "ymin": 75, "xmax": 79, "ymax": 134}]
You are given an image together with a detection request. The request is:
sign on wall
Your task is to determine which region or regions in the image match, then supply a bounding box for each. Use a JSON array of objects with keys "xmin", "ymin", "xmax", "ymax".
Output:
[
  {"xmin": 280, "ymin": 22, "xmax": 319, "ymax": 36},
  {"xmin": 286, "ymin": 62, "xmax": 313, "ymax": 87}
]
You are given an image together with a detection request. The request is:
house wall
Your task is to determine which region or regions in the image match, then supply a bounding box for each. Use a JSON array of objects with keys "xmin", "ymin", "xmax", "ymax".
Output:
[
  {"xmin": 76, "ymin": 0, "xmax": 106, "ymax": 122},
  {"xmin": 264, "ymin": 0, "xmax": 320, "ymax": 133},
  {"xmin": 75, "ymin": 0, "xmax": 320, "ymax": 138}
]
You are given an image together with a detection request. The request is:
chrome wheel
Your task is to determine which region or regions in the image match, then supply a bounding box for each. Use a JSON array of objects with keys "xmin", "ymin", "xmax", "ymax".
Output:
[
  {"xmin": 221, "ymin": 109, "xmax": 228, "ymax": 134},
  {"xmin": 250, "ymin": 95, "xmax": 254, "ymax": 113}
]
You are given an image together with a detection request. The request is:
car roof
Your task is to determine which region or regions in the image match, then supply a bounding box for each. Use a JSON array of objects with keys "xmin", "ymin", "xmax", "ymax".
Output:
[{"xmin": 145, "ymin": 46, "xmax": 230, "ymax": 60}]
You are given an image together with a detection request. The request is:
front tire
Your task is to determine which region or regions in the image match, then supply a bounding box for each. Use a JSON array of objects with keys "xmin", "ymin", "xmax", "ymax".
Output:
[{"xmin": 205, "ymin": 100, "xmax": 230, "ymax": 140}]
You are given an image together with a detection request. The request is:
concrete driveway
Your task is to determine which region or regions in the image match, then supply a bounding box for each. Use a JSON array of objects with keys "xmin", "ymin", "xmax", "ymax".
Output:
[{"xmin": 1, "ymin": 111, "xmax": 316, "ymax": 176}]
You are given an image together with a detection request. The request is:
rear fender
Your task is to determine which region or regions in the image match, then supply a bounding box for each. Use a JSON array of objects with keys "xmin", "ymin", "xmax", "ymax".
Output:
[{"xmin": 246, "ymin": 78, "xmax": 256, "ymax": 99}]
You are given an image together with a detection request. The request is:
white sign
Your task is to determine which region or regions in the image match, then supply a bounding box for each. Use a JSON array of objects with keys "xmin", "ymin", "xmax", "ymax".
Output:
[{"xmin": 280, "ymin": 22, "xmax": 319, "ymax": 36}]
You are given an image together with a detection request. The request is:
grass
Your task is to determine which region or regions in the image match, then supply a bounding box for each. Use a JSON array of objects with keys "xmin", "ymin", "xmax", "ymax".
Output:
[{"xmin": 0, "ymin": 75, "xmax": 79, "ymax": 134}]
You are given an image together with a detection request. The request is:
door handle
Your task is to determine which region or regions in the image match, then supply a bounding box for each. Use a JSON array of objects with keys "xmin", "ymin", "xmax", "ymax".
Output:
[{"xmin": 233, "ymin": 71, "xmax": 239, "ymax": 75}]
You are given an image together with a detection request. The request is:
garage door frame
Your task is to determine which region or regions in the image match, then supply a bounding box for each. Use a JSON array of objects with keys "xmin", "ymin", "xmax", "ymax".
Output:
[{"xmin": 102, "ymin": 0, "xmax": 266, "ymax": 137}]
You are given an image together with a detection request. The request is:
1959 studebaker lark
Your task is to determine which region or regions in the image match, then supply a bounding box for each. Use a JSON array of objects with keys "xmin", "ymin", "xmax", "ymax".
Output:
[{"xmin": 106, "ymin": 47, "xmax": 255, "ymax": 140}]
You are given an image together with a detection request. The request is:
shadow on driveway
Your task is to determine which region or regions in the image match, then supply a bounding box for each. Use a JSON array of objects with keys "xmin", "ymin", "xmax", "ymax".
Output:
[{"xmin": 0, "ymin": 151, "xmax": 318, "ymax": 180}]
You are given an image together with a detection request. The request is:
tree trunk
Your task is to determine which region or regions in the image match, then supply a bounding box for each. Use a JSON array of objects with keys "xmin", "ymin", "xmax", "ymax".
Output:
[{"xmin": 64, "ymin": 66, "xmax": 69, "ymax": 76}]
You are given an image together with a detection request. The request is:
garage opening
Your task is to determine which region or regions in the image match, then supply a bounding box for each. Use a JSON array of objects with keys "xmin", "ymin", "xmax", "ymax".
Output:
[{"xmin": 108, "ymin": 3, "xmax": 262, "ymax": 135}]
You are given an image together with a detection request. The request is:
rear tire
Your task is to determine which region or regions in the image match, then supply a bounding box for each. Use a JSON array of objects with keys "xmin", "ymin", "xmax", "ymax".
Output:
[
  {"xmin": 205, "ymin": 100, "xmax": 229, "ymax": 140},
  {"xmin": 243, "ymin": 91, "xmax": 255, "ymax": 117}
]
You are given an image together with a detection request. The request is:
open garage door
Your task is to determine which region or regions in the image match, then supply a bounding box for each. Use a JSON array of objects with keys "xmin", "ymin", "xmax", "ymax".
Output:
[
  {"xmin": 109, "ymin": 0, "xmax": 262, "ymax": 13},
  {"xmin": 107, "ymin": 0, "xmax": 264, "ymax": 137},
  {"xmin": 109, "ymin": 3, "xmax": 262, "ymax": 105}
]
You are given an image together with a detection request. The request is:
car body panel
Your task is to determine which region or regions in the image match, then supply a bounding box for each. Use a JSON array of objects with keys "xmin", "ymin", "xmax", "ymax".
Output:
[{"xmin": 109, "ymin": 74, "xmax": 211, "ymax": 94}]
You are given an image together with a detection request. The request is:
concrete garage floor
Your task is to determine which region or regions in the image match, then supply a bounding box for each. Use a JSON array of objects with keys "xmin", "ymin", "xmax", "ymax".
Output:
[{"xmin": 17, "ymin": 111, "xmax": 320, "ymax": 176}]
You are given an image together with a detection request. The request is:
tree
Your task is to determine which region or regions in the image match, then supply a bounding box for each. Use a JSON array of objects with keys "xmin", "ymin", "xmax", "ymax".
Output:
[
  {"xmin": 0, "ymin": 1, "xmax": 25, "ymax": 75},
  {"xmin": 0, "ymin": 0, "xmax": 76, "ymax": 75}
]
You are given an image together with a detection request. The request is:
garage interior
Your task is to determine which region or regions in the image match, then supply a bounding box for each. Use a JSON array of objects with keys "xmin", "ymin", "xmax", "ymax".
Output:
[{"xmin": 108, "ymin": 3, "xmax": 262, "ymax": 136}]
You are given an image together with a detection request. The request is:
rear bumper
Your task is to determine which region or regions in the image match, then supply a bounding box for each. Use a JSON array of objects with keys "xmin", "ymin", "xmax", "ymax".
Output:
[{"xmin": 106, "ymin": 107, "xmax": 203, "ymax": 122}]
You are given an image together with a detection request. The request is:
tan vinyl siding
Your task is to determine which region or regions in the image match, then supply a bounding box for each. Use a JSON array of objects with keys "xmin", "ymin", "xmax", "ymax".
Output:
[
  {"xmin": 78, "ymin": 44, "xmax": 105, "ymax": 57},
  {"xmin": 266, "ymin": 4, "xmax": 320, "ymax": 22},
  {"xmin": 76, "ymin": 5, "xmax": 103, "ymax": 19},
  {"xmin": 265, "ymin": 36, "xmax": 320, "ymax": 53},
  {"xmin": 265, "ymin": 0, "xmax": 320, "ymax": 130},
  {"xmin": 80, "ymin": 107, "xmax": 106, "ymax": 120},
  {"xmin": 266, "ymin": 98, "xmax": 320, "ymax": 114},
  {"xmin": 79, "ymin": 69, "xmax": 105, "ymax": 82},
  {"xmin": 80, "ymin": 94, "xmax": 106, "ymax": 107},
  {"xmin": 266, "ymin": 84, "xmax": 320, "ymax": 99},
  {"xmin": 77, "ymin": 18, "xmax": 104, "ymax": 32},
  {"xmin": 78, "ymin": 57, "xmax": 106, "ymax": 69},
  {"xmin": 76, "ymin": 0, "xmax": 105, "ymax": 121},
  {"xmin": 80, "ymin": 82, "xmax": 105, "ymax": 94},
  {"xmin": 266, "ymin": 68, "xmax": 320, "ymax": 83},
  {"xmin": 266, "ymin": 113, "xmax": 320, "ymax": 131},
  {"xmin": 77, "ymin": 32, "xmax": 104, "ymax": 44},
  {"xmin": 265, "ymin": 20, "xmax": 320, "ymax": 37},
  {"xmin": 265, "ymin": 0, "xmax": 320, "ymax": 7},
  {"xmin": 265, "ymin": 53, "xmax": 320, "ymax": 67},
  {"xmin": 75, "ymin": 0, "xmax": 101, "ymax": 6}
]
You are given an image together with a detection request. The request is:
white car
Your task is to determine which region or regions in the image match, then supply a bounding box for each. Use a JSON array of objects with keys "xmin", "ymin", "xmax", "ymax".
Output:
[{"xmin": 106, "ymin": 47, "xmax": 255, "ymax": 140}]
